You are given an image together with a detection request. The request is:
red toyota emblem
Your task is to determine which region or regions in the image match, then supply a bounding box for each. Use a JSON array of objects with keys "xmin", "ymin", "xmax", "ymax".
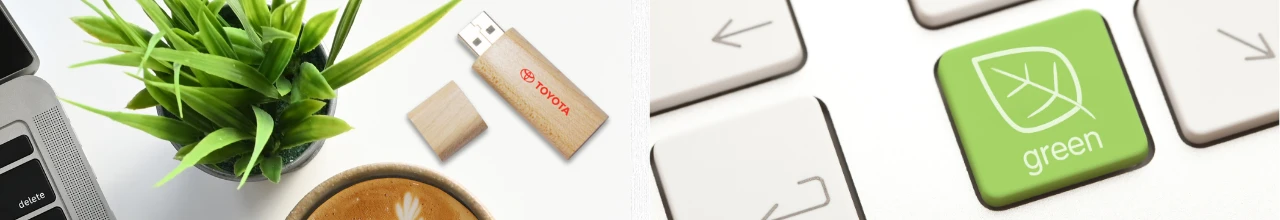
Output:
[{"xmin": 520, "ymin": 68, "xmax": 535, "ymax": 83}]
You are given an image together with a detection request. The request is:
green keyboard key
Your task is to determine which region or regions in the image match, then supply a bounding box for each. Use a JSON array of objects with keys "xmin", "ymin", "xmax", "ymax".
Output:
[{"xmin": 935, "ymin": 10, "xmax": 1153, "ymax": 209}]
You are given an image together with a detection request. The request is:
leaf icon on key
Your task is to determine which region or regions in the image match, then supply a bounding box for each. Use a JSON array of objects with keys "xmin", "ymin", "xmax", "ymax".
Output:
[{"xmin": 971, "ymin": 46, "xmax": 1095, "ymax": 134}]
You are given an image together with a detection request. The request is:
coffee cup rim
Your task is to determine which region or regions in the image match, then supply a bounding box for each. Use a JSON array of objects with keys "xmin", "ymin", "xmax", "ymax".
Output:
[{"xmin": 286, "ymin": 162, "xmax": 493, "ymax": 220}]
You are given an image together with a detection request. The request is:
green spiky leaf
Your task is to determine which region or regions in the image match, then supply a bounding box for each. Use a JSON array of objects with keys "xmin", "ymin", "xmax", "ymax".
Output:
[
  {"xmin": 225, "ymin": 0, "xmax": 263, "ymax": 47},
  {"xmin": 241, "ymin": 0, "xmax": 271, "ymax": 31},
  {"xmin": 141, "ymin": 71, "xmax": 217, "ymax": 132},
  {"xmin": 323, "ymin": 0, "xmax": 459, "ymax": 89},
  {"xmin": 70, "ymin": 16, "xmax": 152, "ymax": 46},
  {"xmin": 91, "ymin": 42, "xmax": 279, "ymax": 98},
  {"xmin": 171, "ymin": 63, "xmax": 184, "ymax": 117},
  {"xmin": 298, "ymin": 9, "xmax": 336, "ymax": 53},
  {"xmin": 70, "ymin": 53, "xmax": 172, "ymax": 73},
  {"xmin": 283, "ymin": 0, "xmax": 308, "ymax": 35},
  {"xmin": 269, "ymin": 0, "xmax": 292, "ymax": 28},
  {"xmin": 137, "ymin": 0, "xmax": 198, "ymax": 52},
  {"xmin": 136, "ymin": 29, "xmax": 172, "ymax": 116},
  {"xmin": 174, "ymin": 143, "xmax": 194, "ymax": 160},
  {"xmin": 231, "ymin": 44, "xmax": 264, "ymax": 64},
  {"xmin": 208, "ymin": 0, "xmax": 228, "ymax": 14},
  {"xmin": 222, "ymin": 27, "xmax": 261, "ymax": 50},
  {"xmin": 155, "ymin": 128, "xmax": 252, "ymax": 187},
  {"xmin": 101, "ymin": 0, "xmax": 146, "ymax": 46},
  {"xmin": 279, "ymin": 115, "xmax": 350, "ymax": 149},
  {"xmin": 298, "ymin": 62, "xmax": 335, "ymax": 99},
  {"xmin": 275, "ymin": 78, "xmax": 292, "ymax": 96},
  {"xmin": 162, "ymin": 0, "xmax": 198, "ymax": 32},
  {"xmin": 137, "ymin": 78, "xmax": 256, "ymax": 131},
  {"xmin": 259, "ymin": 26, "xmax": 296, "ymax": 42},
  {"xmin": 261, "ymin": 155, "xmax": 282, "ymax": 183},
  {"xmin": 327, "ymin": 0, "xmax": 361, "ymax": 64},
  {"xmin": 125, "ymin": 89, "xmax": 160, "ymax": 110},
  {"xmin": 279, "ymin": 99, "xmax": 324, "ymax": 126},
  {"xmin": 238, "ymin": 106, "xmax": 274, "ymax": 188},
  {"xmin": 233, "ymin": 155, "xmax": 255, "ymax": 176},
  {"xmin": 60, "ymin": 99, "xmax": 202, "ymax": 144},
  {"xmin": 197, "ymin": 142, "xmax": 252, "ymax": 164},
  {"xmin": 184, "ymin": 0, "xmax": 238, "ymax": 59},
  {"xmin": 170, "ymin": 29, "xmax": 202, "ymax": 50},
  {"xmin": 78, "ymin": 0, "xmax": 110, "ymax": 19},
  {"xmin": 259, "ymin": 37, "xmax": 297, "ymax": 82},
  {"xmin": 135, "ymin": 75, "xmax": 266, "ymax": 108}
]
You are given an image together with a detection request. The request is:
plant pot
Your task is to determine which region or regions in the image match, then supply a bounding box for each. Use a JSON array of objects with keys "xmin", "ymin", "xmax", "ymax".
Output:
[
  {"xmin": 154, "ymin": 6, "xmax": 335, "ymax": 182},
  {"xmin": 285, "ymin": 163, "xmax": 493, "ymax": 220}
]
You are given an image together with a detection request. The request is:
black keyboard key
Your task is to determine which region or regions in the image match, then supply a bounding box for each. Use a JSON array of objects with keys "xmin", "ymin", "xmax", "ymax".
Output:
[
  {"xmin": 0, "ymin": 160, "xmax": 57, "ymax": 219},
  {"xmin": 30, "ymin": 207, "xmax": 67, "ymax": 220},
  {"xmin": 0, "ymin": 135, "xmax": 33, "ymax": 167}
]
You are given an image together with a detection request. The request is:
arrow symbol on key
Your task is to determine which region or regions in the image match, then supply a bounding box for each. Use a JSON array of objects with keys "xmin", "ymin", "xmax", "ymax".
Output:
[
  {"xmin": 761, "ymin": 176, "xmax": 830, "ymax": 220},
  {"xmin": 713, "ymin": 19, "xmax": 772, "ymax": 48},
  {"xmin": 1218, "ymin": 29, "xmax": 1275, "ymax": 61}
]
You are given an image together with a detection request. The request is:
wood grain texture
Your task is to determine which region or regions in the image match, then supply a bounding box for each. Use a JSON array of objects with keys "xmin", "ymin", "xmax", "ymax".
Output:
[
  {"xmin": 408, "ymin": 81, "xmax": 487, "ymax": 161},
  {"xmin": 472, "ymin": 28, "xmax": 608, "ymax": 159}
]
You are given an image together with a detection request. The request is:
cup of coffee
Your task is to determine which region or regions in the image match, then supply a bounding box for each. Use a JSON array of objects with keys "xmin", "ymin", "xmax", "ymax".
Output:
[{"xmin": 287, "ymin": 163, "xmax": 493, "ymax": 220}]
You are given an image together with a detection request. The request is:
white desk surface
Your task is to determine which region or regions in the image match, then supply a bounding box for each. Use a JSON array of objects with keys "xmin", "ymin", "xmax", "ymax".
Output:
[
  {"xmin": 6, "ymin": 0, "xmax": 633, "ymax": 219},
  {"xmin": 645, "ymin": 0, "xmax": 1278, "ymax": 219}
]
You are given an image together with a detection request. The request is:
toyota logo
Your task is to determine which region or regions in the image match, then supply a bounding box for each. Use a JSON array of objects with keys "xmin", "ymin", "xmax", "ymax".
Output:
[{"xmin": 520, "ymin": 68, "xmax": 535, "ymax": 83}]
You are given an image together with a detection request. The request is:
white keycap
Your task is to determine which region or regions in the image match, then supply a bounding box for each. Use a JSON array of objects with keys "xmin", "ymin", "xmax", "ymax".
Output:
[
  {"xmin": 909, "ymin": 0, "xmax": 1029, "ymax": 29},
  {"xmin": 651, "ymin": 0, "xmax": 806, "ymax": 114},
  {"xmin": 652, "ymin": 97, "xmax": 863, "ymax": 220},
  {"xmin": 1136, "ymin": 0, "xmax": 1279, "ymax": 146}
]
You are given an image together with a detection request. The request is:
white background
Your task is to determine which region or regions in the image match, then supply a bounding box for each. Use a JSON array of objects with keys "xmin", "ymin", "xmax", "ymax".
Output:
[
  {"xmin": 646, "ymin": 0, "xmax": 1279, "ymax": 219},
  {"xmin": 6, "ymin": 0, "xmax": 633, "ymax": 219}
]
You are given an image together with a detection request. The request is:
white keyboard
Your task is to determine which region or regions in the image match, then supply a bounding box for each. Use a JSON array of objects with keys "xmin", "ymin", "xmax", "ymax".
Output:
[{"xmin": 646, "ymin": 0, "xmax": 1278, "ymax": 219}]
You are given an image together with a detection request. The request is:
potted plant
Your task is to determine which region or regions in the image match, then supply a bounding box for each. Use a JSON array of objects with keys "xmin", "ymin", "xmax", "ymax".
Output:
[{"xmin": 62, "ymin": 0, "xmax": 460, "ymax": 188}]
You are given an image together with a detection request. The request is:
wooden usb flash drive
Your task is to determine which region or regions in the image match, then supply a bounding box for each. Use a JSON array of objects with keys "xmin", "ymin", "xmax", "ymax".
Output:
[{"xmin": 460, "ymin": 12, "xmax": 607, "ymax": 159}]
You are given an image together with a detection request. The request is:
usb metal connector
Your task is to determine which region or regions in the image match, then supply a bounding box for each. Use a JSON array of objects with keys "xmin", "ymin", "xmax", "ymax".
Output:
[{"xmin": 458, "ymin": 11, "xmax": 505, "ymax": 56}]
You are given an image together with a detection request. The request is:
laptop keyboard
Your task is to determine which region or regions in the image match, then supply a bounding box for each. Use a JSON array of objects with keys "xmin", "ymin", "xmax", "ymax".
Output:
[
  {"xmin": 650, "ymin": 0, "xmax": 1277, "ymax": 218},
  {"xmin": 0, "ymin": 135, "xmax": 61, "ymax": 219}
]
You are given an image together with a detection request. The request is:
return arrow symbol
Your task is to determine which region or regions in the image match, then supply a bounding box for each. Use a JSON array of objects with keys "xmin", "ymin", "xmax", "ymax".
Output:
[
  {"xmin": 1218, "ymin": 29, "xmax": 1275, "ymax": 61},
  {"xmin": 760, "ymin": 176, "xmax": 830, "ymax": 220},
  {"xmin": 712, "ymin": 19, "xmax": 772, "ymax": 48}
]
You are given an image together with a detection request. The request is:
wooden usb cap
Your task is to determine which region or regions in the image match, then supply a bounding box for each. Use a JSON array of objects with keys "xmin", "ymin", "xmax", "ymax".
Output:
[
  {"xmin": 461, "ymin": 12, "xmax": 608, "ymax": 159},
  {"xmin": 408, "ymin": 81, "xmax": 487, "ymax": 161}
]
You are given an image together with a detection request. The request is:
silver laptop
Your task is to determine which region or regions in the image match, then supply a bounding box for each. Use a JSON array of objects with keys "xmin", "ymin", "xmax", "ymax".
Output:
[{"xmin": 0, "ymin": 2, "xmax": 115, "ymax": 220}]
